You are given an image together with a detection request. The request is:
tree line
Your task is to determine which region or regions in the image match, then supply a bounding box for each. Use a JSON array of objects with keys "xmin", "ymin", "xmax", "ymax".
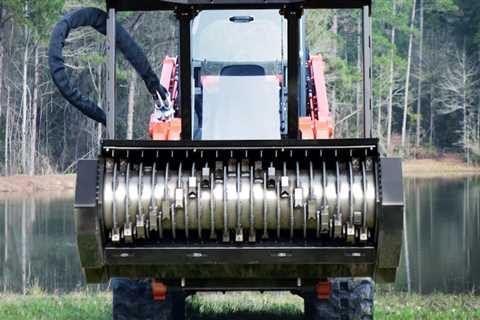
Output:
[{"xmin": 0, "ymin": 0, "xmax": 478, "ymax": 176}]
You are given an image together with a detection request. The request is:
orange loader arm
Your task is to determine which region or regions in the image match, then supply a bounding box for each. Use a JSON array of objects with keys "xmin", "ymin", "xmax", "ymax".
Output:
[{"xmin": 300, "ymin": 54, "xmax": 334, "ymax": 140}]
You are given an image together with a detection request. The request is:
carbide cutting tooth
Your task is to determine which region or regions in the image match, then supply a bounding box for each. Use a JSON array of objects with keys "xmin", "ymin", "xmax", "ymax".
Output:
[
  {"xmin": 267, "ymin": 166, "xmax": 276, "ymax": 188},
  {"xmin": 320, "ymin": 208, "xmax": 330, "ymax": 234},
  {"xmin": 227, "ymin": 159, "xmax": 237, "ymax": 177},
  {"xmin": 136, "ymin": 214, "xmax": 146, "ymax": 239},
  {"xmin": 188, "ymin": 177, "xmax": 197, "ymax": 198},
  {"xmin": 235, "ymin": 228, "xmax": 244, "ymax": 242},
  {"xmin": 201, "ymin": 167, "xmax": 210, "ymax": 188},
  {"xmin": 215, "ymin": 161, "xmax": 223, "ymax": 182},
  {"xmin": 249, "ymin": 231, "xmax": 256, "ymax": 243},
  {"xmin": 254, "ymin": 161, "xmax": 263, "ymax": 183},
  {"xmin": 307, "ymin": 200, "xmax": 316, "ymax": 220},
  {"xmin": 223, "ymin": 231, "xmax": 230, "ymax": 243},
  {"xmin": 281, "ymin": 176, "xmax": 289, "ymax": 198},
  {"xmin": 124, "ymin": 223, "xmax": 133, "ymax": 243},
  {"xmin": 241, "ymin": 159, "xmax": 250, "ymax": 177},
  {"xmin": 149, "ymin": 206, "xmax": 158, "ymax": 232},
  {"xmin": 359, "ymin": 228, "xmax": 368, "ymax": 242},
  {"xmin": 111, "ymin": 227, "xmax": 121, "ymax": 243},
  {"xmin": 333, "ymin": 214, "xmax": 342, "ymax": 239},
  {"xmin": 352, "ymin": 158, "xmax": 360, "ymax": 170},
  {"xmin": 294, "ymin": 187, "xmax": 303, "ymax": 208},
  {"xmin": 346, "ymin": 223, "xmax": 355, "ymax": 243},
  {"xmin": 175, "ymin": 188, "xmax": 184, "ymax": 208}
]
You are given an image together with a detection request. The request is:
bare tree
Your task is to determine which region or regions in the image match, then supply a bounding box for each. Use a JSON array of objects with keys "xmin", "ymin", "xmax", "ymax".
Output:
[
  {"xmin": 330, "ymin": 11, "xmax": 338, "ymax": 134},
  {"xmin": 386, "ymin": 0, "xmax": 397, "ymax": 153},
  {"xmin": 401, "ymin": 0, "xmax": 417, "ymax": 152},
  {"xmin": 4, "ymin": 85, "xmax": 10, "ymax": 175},
  {"xmin": 29, "ymin": 46, "xmax": 40, "ymax": 175},
  {"xmin": 437, "ymin": 42, "xmax": 478, "ymax": 163},
  {"xmin": 415, "ymin": 0, "xmax": 424, "ymax": 150},
  {"xmin": 127, "ymin": 70, "xmax": 137, "ymax": 139},
  {"xmin": 21, "ymin": 27, "xmax": 30, "ymax": 174}
]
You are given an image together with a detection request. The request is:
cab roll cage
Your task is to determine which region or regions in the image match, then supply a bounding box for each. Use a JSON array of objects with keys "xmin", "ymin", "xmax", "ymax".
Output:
[{"xmin": 103, "ymin": 0, "xmax": 372, "ymax": 141}]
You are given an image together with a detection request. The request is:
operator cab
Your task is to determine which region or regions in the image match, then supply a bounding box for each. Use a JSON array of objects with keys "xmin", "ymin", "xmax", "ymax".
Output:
[{"xmin": 191, "ymin": 10, "xmax": 296, "ymax": 140}]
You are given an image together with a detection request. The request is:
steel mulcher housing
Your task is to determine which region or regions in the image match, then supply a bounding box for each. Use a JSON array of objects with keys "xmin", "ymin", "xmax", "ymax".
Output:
[{"xmin": 75, "ymin": 139, "xmax": 403, "ymax": 287}]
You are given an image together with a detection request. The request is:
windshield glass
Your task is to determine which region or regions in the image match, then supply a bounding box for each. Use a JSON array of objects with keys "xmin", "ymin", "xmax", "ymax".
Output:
[
  {"xmin": 192, "ymin": 10, "xmax": 287, "ymax": 64},
  {"xmin": 191, "ymin": 10, "xmax": 287, "ymax": 140}
]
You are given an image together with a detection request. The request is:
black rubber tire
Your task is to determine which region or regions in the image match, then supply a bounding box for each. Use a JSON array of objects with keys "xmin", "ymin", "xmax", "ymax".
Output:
[
  {"xmin": 304, "ymin": 278, "xmax": 374, "ymax": 320},
  {"xmin": 112, "ymin": 278, "xmax": 186, "ymax": 320}
]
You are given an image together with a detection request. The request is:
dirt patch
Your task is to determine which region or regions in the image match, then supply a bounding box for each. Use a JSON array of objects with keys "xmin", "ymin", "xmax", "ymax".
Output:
[{"xmin": 0, "ymin": 175, "xmax": 76, "ymax": 193}]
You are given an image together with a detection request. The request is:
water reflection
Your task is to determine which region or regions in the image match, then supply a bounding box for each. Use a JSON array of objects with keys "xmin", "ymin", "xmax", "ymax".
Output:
[
  {"xmin": 0, "ymin": 193, "xmax": 92, "ymax": 293},
  {"xmin": 1, "ymin": 177, "xmax": 480, "ymax": 294},
  {"xmin": 398, "ymin": 177, "xmax": 480, "ymax": 293}
]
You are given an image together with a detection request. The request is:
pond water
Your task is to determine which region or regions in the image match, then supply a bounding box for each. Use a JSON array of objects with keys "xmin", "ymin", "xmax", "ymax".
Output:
[{"xmin": 0, "ymin": 177, "xmax": 479, "ymax": 294}]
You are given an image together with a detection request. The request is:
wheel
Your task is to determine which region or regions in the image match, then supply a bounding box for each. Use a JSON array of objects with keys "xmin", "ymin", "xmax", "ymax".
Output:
[
  {"xmin": 112, "ymin": 278, "xmax": 186, "ymax": 320},
  {"xmin": 303, "ymin": 278, "xmax": 374, "ymax": 320}
]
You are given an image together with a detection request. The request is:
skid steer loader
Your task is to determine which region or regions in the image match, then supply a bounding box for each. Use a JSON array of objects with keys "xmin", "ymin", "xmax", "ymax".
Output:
[{"xmin": 49, "ymin": 1, "xmax": 404, "ymax": 319}]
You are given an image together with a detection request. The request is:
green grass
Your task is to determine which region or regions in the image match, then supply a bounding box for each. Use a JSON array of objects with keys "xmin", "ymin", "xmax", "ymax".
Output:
[
  {"xmin": 0, "ymin": 287, "xmax": 479, "ymax": 320},
  {"xmin": 0, "ymin": 288, "xmax": 111, "ymax": 320}
]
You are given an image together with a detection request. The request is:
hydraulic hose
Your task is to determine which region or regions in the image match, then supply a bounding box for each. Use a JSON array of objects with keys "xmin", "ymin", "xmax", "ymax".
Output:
[{"xmin": 48, "ymin": 7, "xmax": 168, "ymax": 125}]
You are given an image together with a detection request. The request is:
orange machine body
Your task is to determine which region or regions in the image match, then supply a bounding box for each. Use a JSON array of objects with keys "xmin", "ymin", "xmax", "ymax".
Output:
[{"xmin": 149, "ymin": 55, "xmax": 333, "ymax": 141}]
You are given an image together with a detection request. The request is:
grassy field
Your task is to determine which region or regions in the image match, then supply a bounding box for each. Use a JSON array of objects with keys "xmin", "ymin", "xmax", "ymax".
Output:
[{"xmin": 0, "ymin": 288, "xmax": 479, "ymax": 320}]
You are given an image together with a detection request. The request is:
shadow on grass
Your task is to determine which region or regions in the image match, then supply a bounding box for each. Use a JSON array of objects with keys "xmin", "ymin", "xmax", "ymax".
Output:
[
  {"xmin": 186, "ymin": 293, "xmax": 304, "ymax": 320},
  {"xmin": 187, "ymin": 310, "xmax": 303, "ymax": 320}
]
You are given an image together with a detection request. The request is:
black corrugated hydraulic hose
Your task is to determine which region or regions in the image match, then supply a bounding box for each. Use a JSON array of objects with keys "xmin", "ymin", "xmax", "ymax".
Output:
[{"xmin": 48, "ymin": 7, "xmax": 168, "ymax": 125}]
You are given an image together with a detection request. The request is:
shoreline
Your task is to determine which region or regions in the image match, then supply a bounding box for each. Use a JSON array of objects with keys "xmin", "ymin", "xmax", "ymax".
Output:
[
  {"xmin": 402, "ymin": 158, "xmax": 480, "ymax": 177},
  {"xmin": 0, "ymin": 159, "xmax": 479, "ymax": 193},
  {"xmin": 0, "ymin": 174, "xmax": 76, "ymax": 194}
]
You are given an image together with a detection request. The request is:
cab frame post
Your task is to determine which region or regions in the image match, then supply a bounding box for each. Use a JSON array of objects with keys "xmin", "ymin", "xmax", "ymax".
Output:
[
  {"xmin": 362, "ymin": 5, "xmax": 372, "ymax": 139},
  {"xmin": 284, "ymin": 6, "xmax": 303, "ymax": 139},
  {"xmin": 106, "ymin": 8, "xmax": 117, "ymax": 139}
]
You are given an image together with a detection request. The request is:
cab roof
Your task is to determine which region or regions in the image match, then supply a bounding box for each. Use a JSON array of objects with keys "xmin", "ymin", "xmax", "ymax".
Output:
[{"xmin": 106, "ymin": 0, "xmax": 371, "ymax": 11}]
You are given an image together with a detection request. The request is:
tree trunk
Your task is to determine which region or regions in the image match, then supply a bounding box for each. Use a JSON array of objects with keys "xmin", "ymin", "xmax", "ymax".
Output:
[
  {"xmin": 21, "ymin": 200, "xmax": 27, "ymax": 295},
  {"xmin": 0, "ymin": 33, "xmax": 4, "ymax": 118},
  {"xmin": 415, "ymin": 0, "xmax": 424, "ymax": 151},
  {"xmin": 386, "ymin": 0, "xmax": 396, "ymax": 153},
  {"xmin": 377, "ymin": 96, "xmax": 382, "ymax": 140},
  {"xmin": 330, "ymin": 11, "xmax": 337, "ymax": 136},
  {"xmin": 21, "ymin": 28, "xmax": 30, "ymax": 174},
  {"xmin": 356, "ymin": 17, "xmax": 362, "ymax": 138},
  {"xmin": 0, "ymin": 6, "xmax": 4, "ymax": 118},
  {"xmin": 3, "ymin": 200, "xmax": 8, "ymax": 292},
  {"xmin": 127, "ymin": 70, "xmax": 137, "ymax": 140},
  {"xmin": 401, "ymin": 0, "xmax": 417, "ymax": 153},
  {"xmin": 462, "ymin": 39, "xmax": 469, "ymax": 164},
  {"xmin": 429, "ymin": 84, "xmax": 434, "ymax": 146},
  {"xmin": 4, "ymin": 85, "xmax": 10, "ymax": 176},
  {"xmin": 29, "ymin": 46, "xmax": 40, "ymax": 176}
]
